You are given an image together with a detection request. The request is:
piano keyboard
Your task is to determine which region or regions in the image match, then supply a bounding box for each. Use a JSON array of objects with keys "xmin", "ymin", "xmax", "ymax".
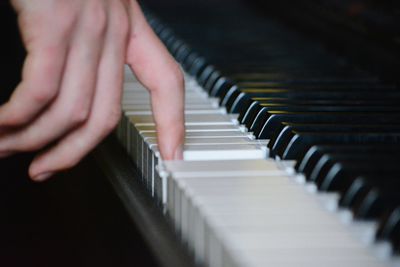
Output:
[{"xmin": 116, "ymin": 1, "xmax": 400, "ymax": 266}]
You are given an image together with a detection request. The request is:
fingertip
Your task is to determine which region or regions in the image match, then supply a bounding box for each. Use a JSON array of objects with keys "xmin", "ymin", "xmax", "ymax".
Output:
[
  {"xmin": 173, "ymin": 145, "xmax": 183, "ymax": 160},
  {"xmin": 0, "ymin": 104, "xmax": 29, "ymax": 128},
  {"xmin": 29, "ymin": 156, "xmax": 47, "ymax": 181},
  {"xmin": 158, "ymin": 126, "xmax": 185, "ymax": 160},
  {"xmin": 29, "ymin": 160, "xmax": 54, "ymax": 182},
  {"xmin": 0, "ymin": 105, "xmax": 11, "ymax": 126},
  {"xmin": 31, "ymin": 172, "xmax": 54, "ymax": 182}
]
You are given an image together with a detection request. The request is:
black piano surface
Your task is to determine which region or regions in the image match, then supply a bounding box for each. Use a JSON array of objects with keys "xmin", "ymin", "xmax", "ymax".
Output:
[{"xmin": 2, "ymin": 0, "xmax": 400, "ymax": 266}]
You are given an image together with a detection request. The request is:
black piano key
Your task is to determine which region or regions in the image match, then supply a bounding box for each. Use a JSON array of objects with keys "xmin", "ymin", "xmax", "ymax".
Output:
[
  {"xmin": 175, "ymin": 44, "xmax": 192, "ymax": 64},
  {"xmin": 282, "ymin": 132, "xmax": 400, "ymax": 161},
  {"xmin": 249, "ymin": 107, "xmax": 272, "ymax": 135},
  {"xmin": 220, "ymin": 85, "xmax": 240, "ymax": 107},
  {"xmin": 309, "ymin": 157, "xmax": 365, "ymax": 187},
  {"xmin": 271, "ymin": 124, "xmax": 400, "ymax": 159},
  {"xmin": 209, "ymin": 77, "xmax": 235, "ymax": 98},
  {"xmin": 297, "ymin": 145, "xmax": 331, "ymax": 176},
  {"xmin": 340, "ymin": 177, "xmax": 371, "ymax": 209},
  {"xmin": 182, "ymin": 52, "xmax": 200, "ymax": 71},
  {"xmin": 197, "ymin": 65, "xmax": 216, "ymax": 86},
  {"xmin": 189, "ymin": 56, "xmax": 207, "ymax": 77},
  {"xmin": 240, "ymin": 101, "xmax": 263, "ymax": 128},
  {"xmin": 320, "ymin": 161, "xmax": 400, "ymax": 192},
  {"xmin": 158, "ymin": 27, "xmax": 174, "ymax": 43},
  {"xmin": 259, "ymin": 113, "xmax": 400, "ymax": 140},
  {"xmin": 236, "ymin": 81, "xmax": 395, "ymax": 90},
  {"xmin": 170, "ymin": 39, "xmax": 185, "ymax": 57},
  {"xmin": 229, "ymin": 92, "xmax": 253, "ymax": 114},
  {"xmin": 316, "ymin": 152, "xmax": 400, "ymax": 186},
  {"xmin": 288, "ymin": 145, "xmax": 399, "ymax": 185},
  {"xmin": 227, "ymin": 89, "xmax": 400, "ymax": 104},
  {"xmin": 353, "ymin": 182, "xmax": 400, "ymax": 220},
  {"xmin": 242, "ymin": 104, "xmax": 400, "ymax": 132},
  {"xmin": 296, "ymin": 144, "xmax": 400, "ymax": 177},
  {"xmin": 266, "ymin": 116, "xmax": 400, "ymax": 148},
  {"xmin": 204, "ymin": 70, "xmax": 222, "ymax": 93},
  {"xmin": 340, "ymin": 176, "xmax": 399, "ymax": 209},
  {"xmin": 151, "ymin": 19, "xmax": 165, "ymax": 35},
  {"xmin": 229, "ymin": 73, "xmax": 380, "ymax": 84},
  {"xmin": 270, "ymin": 125, "xmax": 295, "ymax": 158},
  {"xmin": 165, "ymin": 34, "xmax": 179, "ymax": 51},
  {"xmin": 146, "ymin": 15, "xmax": 159, "ymax": 29},
  {"xmin": 377, "ymin": 207, "xmax": 400, "ymax": 248}
]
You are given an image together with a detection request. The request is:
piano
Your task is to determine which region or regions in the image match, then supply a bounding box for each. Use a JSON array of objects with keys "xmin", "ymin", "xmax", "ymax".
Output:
[{"xmin": 98, "ymin": 0, "xmax": 400, "ymax": 267}]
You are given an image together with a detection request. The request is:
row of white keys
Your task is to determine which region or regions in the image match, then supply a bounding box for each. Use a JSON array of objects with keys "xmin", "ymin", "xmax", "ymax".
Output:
[
  {"xmin": 117, "ymin": 67, "xmax": 269, "ymax": 205},
  {"xmin": 119, "ymin": 67, "xmax": 398, "ymax": 267},
  {"xmin": 163, "ymin": 159, "xmax": 390, "ymax": 267}
]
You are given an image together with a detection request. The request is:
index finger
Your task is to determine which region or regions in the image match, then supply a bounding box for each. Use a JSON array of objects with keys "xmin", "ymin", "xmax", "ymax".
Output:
[{"xmin": 126, "ymin": 1, "xmax": 185, "ymax": 160}]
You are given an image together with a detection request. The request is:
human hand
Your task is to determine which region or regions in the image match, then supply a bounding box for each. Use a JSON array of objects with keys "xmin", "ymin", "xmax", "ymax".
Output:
[{"xmin": 0, "ymin": 0, "xmax": 185, "ymax": 181}]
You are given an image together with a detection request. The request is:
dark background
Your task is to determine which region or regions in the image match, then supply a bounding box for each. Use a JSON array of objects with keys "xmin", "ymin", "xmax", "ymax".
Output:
[{"xmin": 0, "ymin": 2, "xmax": 156, "ymax": 266}]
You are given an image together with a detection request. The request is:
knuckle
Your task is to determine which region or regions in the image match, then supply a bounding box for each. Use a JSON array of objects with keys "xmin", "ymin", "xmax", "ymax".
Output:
[
  {"xmin": 63, "ymin": 140, "xmax": 89, "ymax": 169},
  {"xmin": 16, "ymin": 135, "xmax": 46, "ymax": 152},
  {"xmin": 30, "ymin": 87, "xmax": 57, "ymax": 105},
  {"xmin": 56, "ymin": 19, "xmax": 75, "ymax": 38},
  {"xmin": 68, "ymin": 106, "xmax": 90, "ymax": 126},
  {"xmin": 103, "ymin": 108, "xmax": 122, "ymax": 133},
  {"xmin": 168, "ymin": 63, "xmax": 185, "ymax": 89},
  {"xmin": 49, "ymin": 5, "xmax": 78, "ymax": 37},
  {"xmin": 85, "ymin": 3, "xmax": 107, "ymax": 36},
  {"xmin": 56, "ymin": 13, "xmax": 76, "ymax": 35},
  {"xmin": 114, "ymin": 20, "xmax": 129, "ymax": 40},
  {"xmin": 113, "ymin": 10, "xmax": 129, "ymax": 37},
  {"xmin": 148, "ymin": 63, "xmax": 184, "ymax": 94},
  {"xmin": 58, "ymin": 143, "xmax": 86, "ymax": 170},
  {"xmin": 25, "ymin": 141, "xmax": 45, "ymax": 152},
  {"xmin": 61, "ymin": 156, "xmax": 80, "ymax": 170}
]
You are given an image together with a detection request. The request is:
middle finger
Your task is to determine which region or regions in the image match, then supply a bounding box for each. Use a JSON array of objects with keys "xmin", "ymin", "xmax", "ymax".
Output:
[{"xmin": 0, "ymin": 1, "xmax": 108, "ymax": 153}]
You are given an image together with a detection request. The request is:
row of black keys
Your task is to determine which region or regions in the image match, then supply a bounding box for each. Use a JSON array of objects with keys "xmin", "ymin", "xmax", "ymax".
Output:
[
  {"xmin": 145, "ymin": 8, "xmax": 400, "ymax": 256},
  {"xmin": 146, "ymin": 1, "xmax": 376, "ymax": 82}
]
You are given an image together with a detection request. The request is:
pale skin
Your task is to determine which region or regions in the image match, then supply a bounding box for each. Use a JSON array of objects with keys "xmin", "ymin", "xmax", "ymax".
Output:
[{"xmin": 0, "ymin": 0, "xmax": 185, "ymax": 181}]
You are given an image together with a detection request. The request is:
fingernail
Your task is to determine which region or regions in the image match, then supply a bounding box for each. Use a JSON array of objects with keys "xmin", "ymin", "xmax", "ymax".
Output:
[
  {"xmin": 173, "ymin": 145, "xmax": 183, "ymax": 160},
  {"xmin": 32, "ymin": 172, "xmax": 53, "ymax": 182}
]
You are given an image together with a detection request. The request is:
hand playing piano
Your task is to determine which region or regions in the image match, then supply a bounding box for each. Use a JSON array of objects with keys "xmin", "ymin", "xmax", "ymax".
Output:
[{"xmin": 0, "ymin": 0, "xmax": 185, "ymax": 181}]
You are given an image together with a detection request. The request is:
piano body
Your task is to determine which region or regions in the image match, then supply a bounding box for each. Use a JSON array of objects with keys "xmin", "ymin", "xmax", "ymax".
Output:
[
  {"xmin": 108, "ymin": 1, "xmax": 400, "ymax": 267},
  {"xmin": 88, "ymin": 0, "xmax": 400, "ymax": 266},
  {"xmin": 100, "ymin": 0, "xmax": 400, "ymax": 266},
  {"xmin": 2, "ymin": 0, "xmax": 400, "ymax": 266}
]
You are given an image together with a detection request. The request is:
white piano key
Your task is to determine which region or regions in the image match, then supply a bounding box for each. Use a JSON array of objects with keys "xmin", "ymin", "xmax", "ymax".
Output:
[
  {"xmin": 136, "ymin": 124, "xmax": 243, "ymax": 132},
  {"xmin": 142, "ymin": 131, "xmax": 252, "ymax": 138},
  {"xmin": 169, "ymin": 169, "xmax": 388, "ymax": 267},
  {"xmin": 122, "ymin": 103, "xmax": 218, "ymax": 112},
  {"xmin": 128, "ymin": 114, "xmax": 237, "ymax": 126},
  {"xmin": 237, "ymin": 248, "xmax": 388, "ymax": 267},
  {"xmin": 151, "ymin": 146, "xmax": 271, "ymax": 202},
  {"xmin": 163, "ymin": 159, "xmax": 282, "ymax": 178},
  {"xmin": 141, "ymin": 139, "xmax": 265, "ymax": 178}
]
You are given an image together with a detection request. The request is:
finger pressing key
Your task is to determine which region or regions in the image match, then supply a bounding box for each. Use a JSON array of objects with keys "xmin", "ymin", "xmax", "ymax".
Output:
[{"xmin": 127, "ymin": 0, "xmax": 185, "ymax": 160}]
